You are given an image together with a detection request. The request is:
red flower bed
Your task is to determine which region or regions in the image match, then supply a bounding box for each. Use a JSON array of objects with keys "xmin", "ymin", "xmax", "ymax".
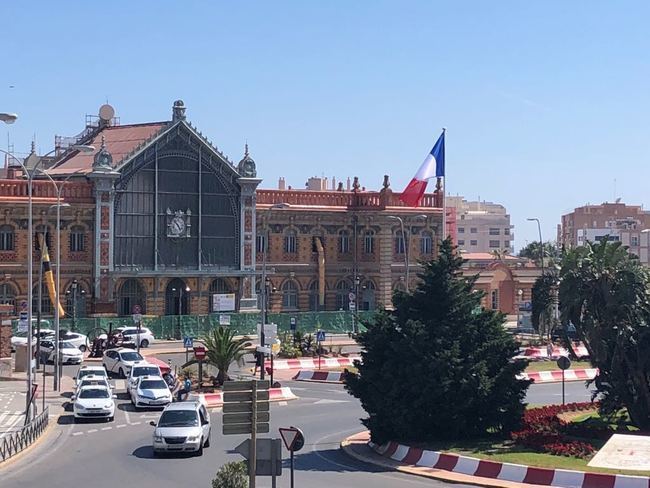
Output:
[{"xmin": 511, "ymin": 402, "xmax": 600, "ymax": 459}]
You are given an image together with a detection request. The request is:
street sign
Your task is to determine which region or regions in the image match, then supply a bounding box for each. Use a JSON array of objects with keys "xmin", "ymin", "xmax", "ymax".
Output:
[
  {"xmin": 223, "ymin": 423, "xmax": 270, "ymax": 435},
  {"xmin": 132, "ymin": 313, "xmax": 142, "ymax": 324},
  {"xmin": 193, "ymin": 346, "xmax": 206, "ymax": 360},
  {"xmin": 279, "ymin": 427, "xmax": 305, "ymax": 452},
  {"xmin": 349, "ymin": 301, "xmax": 356, "ymax": 311},
  {"xmin": 235, "ymin": 438, "xmax": 282, "ymax": 476},
  {"xmin": 224, "ymin": 412, "xmax": 270, "ymax": 424},
  {"xmin": 557, "ymin": 356, "xmax": 571, "ymax": 370},
  {"xmin": 348, "ymin": 292, "xmax": 356, "ymax": 301},
  {"xmin": 18, "ymin": 311, "xmax": 28, "ymax": 333},
  {"xmin": 316, "ymin": 330, "xmax": 326, "ymax": 342},
  {"xmin": 223, "ymin": 401, "xmax": 270, "ymax": 413},
  {"xmin": 223, "ymin": 380, "xmax": 270, "ymax": 391},
  {"xmin": 290, "ymin": 317, "xmax": 297, "ymax": 331},
  {"xmin": 263, "ymin": 323, "xmax": 277, "ymax": 345},
  {"xmin": 223, "ymin": 390, "xmax": 270, "ymax": 403},
  {"xmin": 132, "ymin": 304, "xmax": 142, "ymax": 314},
  {"xmin": 183, "ymin": 337, "xmax": 193, "ymax": 348},
  {"xmin": 219, "ymin": 314, "xmax": 231, "ymax": 325}
]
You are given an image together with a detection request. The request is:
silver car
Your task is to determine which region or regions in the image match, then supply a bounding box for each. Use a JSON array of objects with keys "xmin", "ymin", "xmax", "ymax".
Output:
[{"xmin": 150, "ymin": 401, "xmax": 211, "ymax": 456}]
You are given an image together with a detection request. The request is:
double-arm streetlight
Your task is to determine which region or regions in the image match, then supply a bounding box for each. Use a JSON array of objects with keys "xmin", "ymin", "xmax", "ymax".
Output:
[
  {"xmin": 259, "ymin": 203, "xmax": 289, "ymax": 380},
  {"xmin": 388, "ymin": 214, "xmax": 428, "ymax": 292}
]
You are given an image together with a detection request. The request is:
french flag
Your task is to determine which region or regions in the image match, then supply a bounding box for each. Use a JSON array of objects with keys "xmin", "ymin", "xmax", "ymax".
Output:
[{"xmin": 399, "ymin": 130, "xmax": 445, "ymax": 207}]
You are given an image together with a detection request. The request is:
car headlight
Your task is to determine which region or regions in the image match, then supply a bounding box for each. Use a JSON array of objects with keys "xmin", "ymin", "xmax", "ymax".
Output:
[
  {"xmin": 154, "ymin": 435, "xmax": 163, "ymax": 442},
  {"xmin": 186, "ymin": 436, "xmax": 199, "ymax": 442},
  {"xmin": 74, "ymin": 403, "xmax": 85, "ymax": 410},
  {"xmin": 103, "ymin": 403, "xmax": 113, "ymax": 409}
]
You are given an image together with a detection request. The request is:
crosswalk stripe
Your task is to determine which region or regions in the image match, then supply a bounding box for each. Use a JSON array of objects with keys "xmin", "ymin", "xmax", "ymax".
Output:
[{"xmin": 72, "ymin": 432, "xmax": 83, "ymax": 436}]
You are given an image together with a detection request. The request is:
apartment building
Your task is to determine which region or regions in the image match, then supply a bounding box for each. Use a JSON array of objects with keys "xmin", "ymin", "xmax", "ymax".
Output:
[{"xmin": 447, "ymin": 197, "xmax": 514, "ymax": 254}]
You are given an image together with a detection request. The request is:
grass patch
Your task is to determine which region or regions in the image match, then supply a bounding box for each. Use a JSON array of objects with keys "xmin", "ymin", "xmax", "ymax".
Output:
[{"xmin": 525, "ymin": 360, "xmax": 592, "ymax": 372}]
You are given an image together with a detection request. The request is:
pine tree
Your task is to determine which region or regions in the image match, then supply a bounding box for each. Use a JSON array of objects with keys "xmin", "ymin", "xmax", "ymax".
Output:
[{"xmin": 345, "ymin": 238, "xmax": 530, "ymax": 444}]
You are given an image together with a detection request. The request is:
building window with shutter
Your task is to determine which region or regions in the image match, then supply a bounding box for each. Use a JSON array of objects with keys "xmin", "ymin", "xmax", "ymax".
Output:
[
  {"xmin": 489, "ymin": 240, "xmax": 500, "ymax": 248},
  {"xmin": 70, "ymin": 226, "xmax": 86, "ymax": 252},
  {"xmin": 395, "ymin": 230, "xmax": 405, "ymax": 255},
  {"xmin": 284, "ymin": 230, "xmax": 297, "ymax": 254},
  {"xmin": 339, "ymin": 230, "xmax": 350, "ymax": 254},
  {"xmin": 0, "ymin": 225, "xmax": 14, "ymax": 251},
  {"xmin": 364, "ymin": 230, "xmax": 375, "ymax": 254},
  {"xmin": 256, "ymin": 234, "xmax": 267, "ymax": 253},
  {"xmin": 420, "ymin": 231, "xmax": 432, "ymax": 254}
]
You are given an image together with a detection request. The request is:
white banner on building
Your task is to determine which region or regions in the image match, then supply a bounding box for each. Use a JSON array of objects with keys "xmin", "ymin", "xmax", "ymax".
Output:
[{"xmin": 212, "ymin": 293, "xmax": 236, "ymax": 312}]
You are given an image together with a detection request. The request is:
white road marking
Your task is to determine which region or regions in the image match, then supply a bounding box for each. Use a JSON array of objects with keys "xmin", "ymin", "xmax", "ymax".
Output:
[
  {"xmin": 87, "ymin": 429, "xmax": 98, "ymax": 433},
  {"xmin": 116, "ymin": 424, "xmax": 127, "ymax": 429},
  {"xmin": 278, "ymin": 401, "xmax": 288, "ymax": 406},
  {"xmin": 313, "ymin": 399, "xmax": 349, "ymax": 405},
  {"xmin": 101, "ymin": 427, "xmax": 112, "ymax": 431},
  {"xmin": 72, "ymin": 431, "xmax": 84, "ymax": 436},
  {"xmin": 131, "ymin": 421, "xmax": 141, "ymax": 426}
]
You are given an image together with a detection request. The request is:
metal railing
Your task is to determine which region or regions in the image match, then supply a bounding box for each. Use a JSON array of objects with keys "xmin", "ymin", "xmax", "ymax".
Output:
[{"xmin": 0, "ymin": 407, "xmax": 49, "ymax": 463}]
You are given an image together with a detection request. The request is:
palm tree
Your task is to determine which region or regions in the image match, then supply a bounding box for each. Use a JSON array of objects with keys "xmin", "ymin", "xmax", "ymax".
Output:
[
  {"xmin": 201, "ymin": 327, "xmax": 252, "ymax": 385},
  {"xmin": 559, "ymin": 238, "xmax": 650, "ymax": 429},
  {"xmin": 531, "ymin": 272, "xmax": 558, "ymax": 341}
]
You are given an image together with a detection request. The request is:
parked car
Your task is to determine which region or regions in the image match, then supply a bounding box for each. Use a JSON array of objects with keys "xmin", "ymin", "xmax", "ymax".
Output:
[
  {"xmin": 151, "ymin": 401, "xmax": 211, "ymax": 456},
  {"xmin": 39, "ymin": 339, "xmax": 84, "ymax": 365},
  {"xmin": 75, "ymin": 365, "xmax": 108, "ymax": 386},
  {"xmin": 102, "ymin": 348, "xmax": 144, "ymax": 378},
  {"xmin": 73, "ymin": 385, "xmax": 115, "ymax": 422},
  {"xmin": 130, "ymin": 375, "xmax": 172, "ymax": 409},
  {"xmin": 11, "ymin": 326, "xmax": 54, "ymax": 351},
  {"xmin": 116, "ymin": 326, "xmax": 155, "ymax": 348},
  {"xmin": 61, "ymin": 331, "xmax": 90, "ymax": 352},
  {"xmin": 126, "ymin": 363, "xmax": 163, "ymax": 395},
  {"xmin": 72, "ymin": 375, "xmax": 112, "ymax": 400}
]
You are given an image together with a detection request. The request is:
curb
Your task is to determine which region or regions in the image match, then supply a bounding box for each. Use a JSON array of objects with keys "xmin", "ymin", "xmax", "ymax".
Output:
[
  {"xmin": 344, "ymin": 431, "xmax": 650, "ymax": 488},
  {"xmin": 293, "ymin": 370, "xmax": 345, "ymax": 383},
  {"xmin": 514, "ymin": 345, "xmax": 589, "ymax": 361},
  {"xmin": 188, "ymin": 386, "xmax": 298, "ymax": 408},
  {"xmin": 266, "ymin": 356, "xmax": 360, "ymax": 371},
  {"xmin": 517, "ymin": 369, "xmax": 597, "ymax": 384}
]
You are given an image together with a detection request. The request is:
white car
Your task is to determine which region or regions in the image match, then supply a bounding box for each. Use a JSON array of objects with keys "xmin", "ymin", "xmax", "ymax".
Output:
[
  {"xmin": 11, "ymin": 326, "xmax": 55, "ymax": 351},
  {"xmin": 73, "ymin": 385, "xmax": 115, "ymax": 422},
  {"xmin": 127, "ymin": 363, "xmax": 163, "ymax": 395},
  {"xmin": 102, "ymin": 348, "xmax": 145, "ymax": 378},
  {"xmin": 73, "ymin": 375, "xmax": 112, "ymax": 399},
  {"xmin": 151, "ymin": 401, "xmax": 211, "ymax": 455},
  {"xmin": 39, "ymin": 339, "xmax": 83, "ymax": 365},
  {"xmin": 75, "ymin": 365, "xmax": 108, "ymax": 386},
  {"xmin": 61, "ymin": 331, "xmax": 89, "ymax": 352},
  {"xmin": 117, "ymin": 326, "xmax": 155, "ymax": 348},
  {"xmin": 131, "ymin": 375, "xmax": 172, "ymax": 409}
]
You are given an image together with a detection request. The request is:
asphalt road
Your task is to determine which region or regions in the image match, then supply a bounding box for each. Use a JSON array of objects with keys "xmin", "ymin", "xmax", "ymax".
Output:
[{"xmin": 0, "ymin": 361, "xmax": 596, "ymax": 488}]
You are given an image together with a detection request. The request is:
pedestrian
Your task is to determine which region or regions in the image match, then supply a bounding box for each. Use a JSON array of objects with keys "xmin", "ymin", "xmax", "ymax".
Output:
[
  {"xmin": 176, "ymin": 375, "xmax": 192, "ymax": 402},
  {"xmin": 253, "ymin": 351, "xmax": 263, "ymax": 375}
]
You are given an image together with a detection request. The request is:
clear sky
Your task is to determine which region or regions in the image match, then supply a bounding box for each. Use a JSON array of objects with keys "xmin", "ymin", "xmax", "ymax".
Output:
[{"xmin": 2, "ymin": 1, "xmax": 649, "ymax": 250}]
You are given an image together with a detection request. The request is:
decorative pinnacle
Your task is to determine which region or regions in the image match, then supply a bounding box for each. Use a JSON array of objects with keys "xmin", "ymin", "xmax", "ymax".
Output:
[{"xmin": 244, "ymin": 142, "xmax": 249, "ymax": 157}]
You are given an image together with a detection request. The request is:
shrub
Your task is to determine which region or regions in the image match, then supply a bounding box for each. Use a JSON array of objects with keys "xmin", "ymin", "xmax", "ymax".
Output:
[{"xmin": 212, "ymin": 461, "xmax": 247, "ymax": 488}]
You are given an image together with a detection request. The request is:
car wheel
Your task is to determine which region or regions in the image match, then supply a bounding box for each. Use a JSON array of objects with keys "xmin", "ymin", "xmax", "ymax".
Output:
[
  {"xmin": 118, "ymin": 367, "xmax": 125, "ymax": 378},
  {"xmin": 204, "ymin": 433, "xmax": 210, "ymax": 448},
  {"xmin": 79, "ymin": 345, "xmax": 87, "ymax": 353},
  {"xmin": 140, "ymin": 339, "xmax": 149, "ymax": 348},
  {"xmin": 196, "ymin": 439, "xmax": 204, "ymax": 456}
]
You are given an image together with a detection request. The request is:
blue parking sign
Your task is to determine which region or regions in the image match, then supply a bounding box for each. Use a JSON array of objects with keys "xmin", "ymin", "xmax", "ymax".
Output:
[{"xmin": 183, "ymin": 337, "xmax": 193, "ymax": 348}]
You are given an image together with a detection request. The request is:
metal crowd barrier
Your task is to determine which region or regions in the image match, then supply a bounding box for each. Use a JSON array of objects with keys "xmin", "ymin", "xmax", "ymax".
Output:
[{"xmin": 0, "ymin": 407, "xmax": 49, "ymax": 463}]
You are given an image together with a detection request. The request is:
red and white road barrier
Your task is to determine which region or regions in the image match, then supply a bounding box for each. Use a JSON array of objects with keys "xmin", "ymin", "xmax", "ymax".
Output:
[
  {"xmin": 266, "ymin": 356, "xmax": 360, "ymax": 371},
  {"xmin": 370, "ymin": 439, "xmax": 650, "ymax": 488},
  {"xmin": 293, "ymin": 370, "xmax": 345, "ymax": 383},
  {"xmin": 189, "ymin": 386, "xmax": 297, "ymax": 408},
  {"xmin": 517, "ymin": 368, "xmax": 597, "ymax": 384},
  {"xmin": 514, "ymin": 343, "xmax": 589, "ymax": 361}
]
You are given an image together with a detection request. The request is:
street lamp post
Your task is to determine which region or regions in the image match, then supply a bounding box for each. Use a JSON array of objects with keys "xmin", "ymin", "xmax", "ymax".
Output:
[
  {"xmin": 352, "ymin": 275, "xmax": 360, "ymax": 333},
  {"xmin": 527, "ymin": 218, "xmax": 544, "ymax": 276},
  {"xmin": 388, "ymin": 215, "xmax": 427, "ymax": 292},
  {"xmin": 260, "ymin": 203, "xmax": 289, "ymax": 380}
]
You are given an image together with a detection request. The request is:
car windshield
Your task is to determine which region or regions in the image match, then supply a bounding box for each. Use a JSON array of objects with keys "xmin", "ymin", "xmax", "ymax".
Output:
[
  {"xmin": 79, "ymin": 369, "xmax": 106, "ymax": 379},
  {"xmin": 158, "ymin": 410, "xmax": 199, "ymax": 427},
  {"xmin": 60, "ymin": 341, "xmax": 76, "ymax": 349},
  {"xmin": 133, "ymin": 367, "xmax": 159, "ymax": 377},
  {"xmin": 120, "ymin": 352, "xmax": 143, "ymax": 362},
  {"xmin": 140, "ymin": 380, "xmax": 167, "ymax": 390},
  {"xmin": 79, "ymin": 388, "xmax": 109, "ymax": 399}
]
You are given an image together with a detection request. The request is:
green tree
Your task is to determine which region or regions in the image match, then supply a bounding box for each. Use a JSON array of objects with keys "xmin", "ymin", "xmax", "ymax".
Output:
[
  {"xmin": 559, "ymin": 239, "xmax": 650, "ymax": 429},
  {"xmin": 212, "ymin": 461, "xmax": 247, "ymax": 488},
  {"xmin": 519, "ymin": 241, "xmax": 560, "ymax": 266},
  {"xmin": 201, "ymin": 327, "xmax": 251, "ymax": 385},
  {"xmin": 345, "ymin": 238, "xmax": 530, "ymax": 444},
  {"xmin": 531, "ymin": 272, "xmax": 559, "ymax": 340}
]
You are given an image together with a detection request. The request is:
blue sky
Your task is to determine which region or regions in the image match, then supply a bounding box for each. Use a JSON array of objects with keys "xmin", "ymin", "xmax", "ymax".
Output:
[{"xmin": 2, "ymin": 1, "xmax": 649, "ymax": 250}]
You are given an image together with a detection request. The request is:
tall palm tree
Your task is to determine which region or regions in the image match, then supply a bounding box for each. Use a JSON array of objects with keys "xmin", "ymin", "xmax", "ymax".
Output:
[
  {"xmin": 201, "ymin": 327, "xmax": 252, "ymax": 385},
  {"xmin": 559, "ymin": 239, "xmax": 650, "ymax": 428}
]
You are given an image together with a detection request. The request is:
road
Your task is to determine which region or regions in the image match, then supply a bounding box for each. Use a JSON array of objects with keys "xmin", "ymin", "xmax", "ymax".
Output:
[{"xmin": 0, "ymin": 359, "xmax": 595, "ymax": 488}]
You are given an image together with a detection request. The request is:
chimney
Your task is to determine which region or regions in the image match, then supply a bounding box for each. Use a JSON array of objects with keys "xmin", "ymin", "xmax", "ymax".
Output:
[
  {"xmin": 278, "ymin": 177, "xmax": 286, "ymax": 190},
  {"xmin": 346, "ymin": 177, "xmax": 351, "ymax": 191},
  {"xmin": 332, "ymin": 176, "xmax": 336, "ymax": 190}
]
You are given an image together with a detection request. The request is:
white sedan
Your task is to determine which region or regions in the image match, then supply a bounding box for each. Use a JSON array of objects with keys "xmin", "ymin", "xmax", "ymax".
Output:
[
  {"xmin": 61, "ymin": 331, "xmax": 90, "ymax": 352},
  {"xmin": 126, "ymin": 363, "xmax": 163, "ymax": 395},
  {"xmin": 102, "ymin": 348, "xmax": 145, "ymax": 378},
  {"xmin": 116, "ymin": 326, "xmax": 156, "ymax": 348},
  {"xmin": 73, "ymin": 385, "xmax": 115, "ymax": 422},
  {"xmin": 131, "ymin": 376, "xmax": 172, "ymax": 409},
  {"xmin": 40, "ymin": 339, "xmax": 84, "ymax": 365}
]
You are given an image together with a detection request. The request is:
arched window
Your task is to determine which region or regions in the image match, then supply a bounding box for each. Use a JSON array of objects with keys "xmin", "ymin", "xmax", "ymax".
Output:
[
  {"xmin": 0, "ymin": 283, "xmax": 16, "ymax": 315},
  {"xmin": 335, "ymin": 280, "xmax": 351, "ymax": 311},
  {"xmin": 165, "ymin": 278, "xmax": 190, "ymax": 315},
  {"xmin": 395, "ymin": 229, "xmax": 406, "ymax": 254},
  {"xmin": 65, "ymin": 281, "xmax": 87, "ymax": 318},
  {"xmin": 363, "ymin": 230, "xmax": 374, "ymax": 254},
  {"xmin": 209, "ymin": 278, "xmax": 235, "ymax": 313},
  {"xmin": 118, "ymin": 279, "xmax": 147, "ymax": 316},
  {"xmin": 360, "ymin": 280, "xmax": 376, "ymax": 311},
  {"xmin": 421, "ymin": 231, "xmax": 433, "ymax": 255},
  {"xmin": 308, "ymin": 281, "xmax": 320, "ymax": 311},
  {"xmin": 339, "ymin": 230, "xmax": 350, "ymax": 254},
  {"xmin": 32, "ymin": 282, "xmax": 52, "ymax": 316},
  {"xmin": 281, "ymin": 280, "xmax": 298, "ymax": 310},
  {"xmin": 0, "ymin": 225, "xmax": 15, "ymax": 251},
  {"xmin": 69, "ymin": 225, "xmax": 86, "ymax": 252},
  {"xmin": 284, "ymin": 230, "xmax": 297, "ymax": 254}
]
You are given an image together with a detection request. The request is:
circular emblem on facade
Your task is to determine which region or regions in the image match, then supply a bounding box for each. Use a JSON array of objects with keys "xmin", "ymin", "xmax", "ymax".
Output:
[{"xmin": 168, "ymin": 215, "xmax": 186, "ymax": 237}]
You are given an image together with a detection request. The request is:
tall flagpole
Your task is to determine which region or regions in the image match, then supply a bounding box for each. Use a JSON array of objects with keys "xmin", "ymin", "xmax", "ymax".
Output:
[{"xmin": 441, "ymin": 127, "xmax": 447, "ymax": 241}]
